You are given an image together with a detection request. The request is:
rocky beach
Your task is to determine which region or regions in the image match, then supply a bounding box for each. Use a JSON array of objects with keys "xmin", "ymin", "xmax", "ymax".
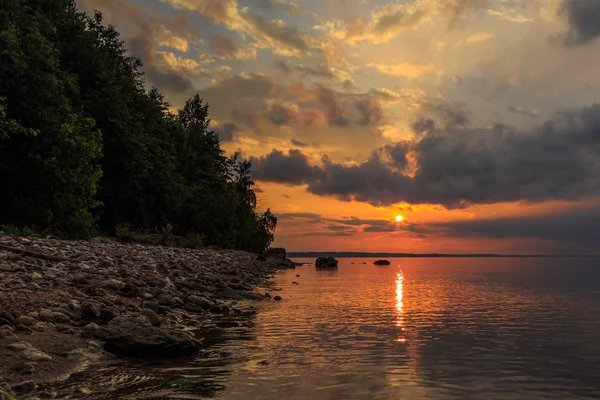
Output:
[{"xmin": 0, "ymin": 234, "xmax": 295, "ymax": 399}]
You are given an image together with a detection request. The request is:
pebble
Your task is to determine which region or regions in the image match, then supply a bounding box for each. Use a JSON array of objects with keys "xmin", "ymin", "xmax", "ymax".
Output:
[
  {"xmin": 20, "ymin": 348, "xmax": 52, "ymax": 362},
  {"xmin": 0, "ymin": 263, "xmax": 13, "ymax": 272},
  {"xmin": 140, "ymin": 309, "xmax": 162, "ymax": 327},
  {"xmin": 31, "ymin": 272, "xmax": 43, "ymax": 280},
  {"xmin": 16, "ymin": 316, "xmax": 35, "ymax": 326},
  {"xmin": 11, "ymin": 380, "xmax": 36, "ymax": 395},
  {"xmin": 273, "ymin": 296, "xmax": 282, "ymax": 301},
  {"xmin": 7, "ymin": 341, "xmax": 32, "ymax": 351}
]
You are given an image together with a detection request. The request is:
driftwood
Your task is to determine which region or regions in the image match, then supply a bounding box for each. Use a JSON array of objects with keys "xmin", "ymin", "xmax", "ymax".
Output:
[{"xmin": 0, "ymin": 243, "xmax": 72, "ymax": 262}]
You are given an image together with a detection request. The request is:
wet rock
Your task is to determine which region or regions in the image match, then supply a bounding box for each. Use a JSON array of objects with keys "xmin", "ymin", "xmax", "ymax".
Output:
[
  {"xmin": 292, "ymin": 282, "xmax": 299, "ymax": 285},
  {"xmin": 373, "ymin": 260, "xmax": 391, "ymax": 265},
  {"xmin": 92, "ymin": 315, "xmax": 200, "ymax": 358},
  {"xmin": 315, "ymin": 257, "xmax": 338, "ymax": 269},
  {"xmin": 264, "ymin": 293, "xmax": 271, "ymax": 299},
  {"xmin": 273, "ymin": 296, "xmax": 282, "ymax": 301},
  {"xmin": 140, "ymin": 309, "xmax": 162, "ymax": 327},
  {"xmin": 296, "ymin": 274, "xmax": 300, "ymax": 277}
]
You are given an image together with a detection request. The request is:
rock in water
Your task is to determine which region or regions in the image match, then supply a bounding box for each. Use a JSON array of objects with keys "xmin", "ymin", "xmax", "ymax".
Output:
[
  {"xmin": 315, "ymin": 257, "xmax": 338, "ymax": 269},
  {"xmin": 90, "ymin": 315, "xmax": 200, "ymax": 358},
  {"xmin": 373, "ymin": 260, "xmax": 391, "ymax": 265}
]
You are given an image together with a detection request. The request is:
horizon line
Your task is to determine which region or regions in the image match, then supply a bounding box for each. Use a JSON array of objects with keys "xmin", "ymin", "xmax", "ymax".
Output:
[{"xmin": 286, "ymin": 251, "xmax": 600, "ymax": 258}]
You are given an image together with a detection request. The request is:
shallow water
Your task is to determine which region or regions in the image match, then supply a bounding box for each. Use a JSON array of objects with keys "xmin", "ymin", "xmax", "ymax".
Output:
[{"xmin": 47, "ymin": 258, "xmax": 600, "ymax": 399}]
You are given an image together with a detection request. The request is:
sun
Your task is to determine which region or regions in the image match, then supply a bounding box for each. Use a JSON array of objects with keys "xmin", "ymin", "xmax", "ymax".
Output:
[{"xmin": 395, "ymin": 215, "xmax": 404, "ymax": 222}]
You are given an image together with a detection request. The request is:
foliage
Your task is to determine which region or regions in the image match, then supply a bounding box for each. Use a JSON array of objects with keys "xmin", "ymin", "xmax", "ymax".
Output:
[{"xmin": 0, "ymin": 0, "xmax": 276, "ymax": 252}]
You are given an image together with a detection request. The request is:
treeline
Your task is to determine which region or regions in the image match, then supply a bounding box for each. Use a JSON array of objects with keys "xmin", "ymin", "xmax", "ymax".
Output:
[{"xmin": 0, "ymin": 0, "xmax": 277, "ymax": 252}]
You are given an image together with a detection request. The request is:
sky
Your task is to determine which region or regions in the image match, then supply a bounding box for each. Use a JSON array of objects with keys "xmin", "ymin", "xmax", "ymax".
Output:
[{"xmin": 76, "ymin": 0, "xmax": 600, "ymax": 254}]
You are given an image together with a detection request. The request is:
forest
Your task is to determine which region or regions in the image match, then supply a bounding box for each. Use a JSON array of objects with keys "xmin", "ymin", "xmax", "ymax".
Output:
[{"xmin": 0, "ymin": 0, "xmax": 277, "ymax": 253}]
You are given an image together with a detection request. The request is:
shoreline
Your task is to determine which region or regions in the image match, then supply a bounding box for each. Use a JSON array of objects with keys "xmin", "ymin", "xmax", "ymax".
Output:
[{"xmin": 0, "ymin": 234, "xmax": 294, "ymax": 399}]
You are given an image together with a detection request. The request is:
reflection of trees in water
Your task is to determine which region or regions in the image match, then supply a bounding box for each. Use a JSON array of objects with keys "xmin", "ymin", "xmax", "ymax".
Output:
[
  {"xmin": 402, "ymin": 279, "xmax": 600, "ymax": 398},
  {"xmin": 40, "ymin": 312, "xmax": 259, "ymax": 399}
]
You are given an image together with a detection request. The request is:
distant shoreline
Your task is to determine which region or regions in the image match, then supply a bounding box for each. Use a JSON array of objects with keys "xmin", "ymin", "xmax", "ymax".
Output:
[{"xmin": 288, "ymin": 252, "xmax": 600, "ymax": 258}]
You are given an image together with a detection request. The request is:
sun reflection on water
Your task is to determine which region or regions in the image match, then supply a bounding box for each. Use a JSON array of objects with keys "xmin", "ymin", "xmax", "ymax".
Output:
[{"xmin": 396, "ymin": 270, "xmax": 406, "ymax": 342}]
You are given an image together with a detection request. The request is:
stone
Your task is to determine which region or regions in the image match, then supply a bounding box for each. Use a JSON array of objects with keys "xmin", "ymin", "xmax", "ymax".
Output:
[
  {"xmin": 315, "ymin": 256, "xmax": 338, "ymax": 269},
  {"xmin": 140, "ymin": 309, "xmax": 162, "ymax": 327},
  {"xmin": 7, "ymin": 341, "xmax": 32, "ymax": 351},
  {"xmin": 31, "ymin": 272, "xmax": 43, "ymax": 280},
  {"xmin": 141, "ymin": 300, "xmax": 161, "ymax": 314},
  {"xmin": 20, "ymin": 348, "xmax": 52, "ymax": 362},
  {"xmin": 262, "ymin": 248, "xmax": 286, "ymax": 260},
  {"xmin": 81, "ymin": 323, "xmax": 101, "ymax": 339},
  {"xmin": 90, "ymin": 315, "xmax": 200, "ymax": 358},
  {"xmin": 67, "ymin": 343, "xmax": 115, "ymax": 361},
  {"xmin": 158, "ymin": 294, "xmax": 176, "ymax": 306},
  {"xmin": 73, "ymin": 388, "xmax": 92, "ymax": 398},
  {"xmin": 0, "ymin": 264, "xmax": 13, "ymax": 272},
  {"xmin": 11, "ymin": 362, "xmax": 35, "ymax": 375},
  {"xmin": 104, "ymin": 280, "xmax": 123, "ymax": 290},
  {"xmin": 187, "ymin": 295, "xmax": 215, "ymax": 309},
  {"xmin": 373, "ymin": 260, "xmax": 391, "ymax": 265},
  {"xmin": 15, "ymin": 316, "xmax": 35, "ymax": 326},
  {"xmin": 273, "ymin": 296, "xmax": 282, "ymax": 301},
  {"xmin": 10, "ymin": 381, "xmax": 36, "ymax": 396}
]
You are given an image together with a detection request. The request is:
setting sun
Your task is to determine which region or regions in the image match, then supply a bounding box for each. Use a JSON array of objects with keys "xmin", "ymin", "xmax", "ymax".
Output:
[{"xmin": 396, "ymin": 215, "xmax": 404, "ymax": 222}]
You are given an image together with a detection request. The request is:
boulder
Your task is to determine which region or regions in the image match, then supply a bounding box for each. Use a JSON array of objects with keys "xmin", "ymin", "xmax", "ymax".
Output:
[
  {"xmin": 90, "ymin": 315, "xmax": 200, "ymax": 358},
  {"xmin": 373, "ymin": 260, "xmax": 391, "ymax": 265},
  {"xmin": 262, "ymin": 248, "xmax": 286, "ymax": 260},
  {"xmin": 315, "ymin": 257, "xmax": 338, "ymax": 269}
]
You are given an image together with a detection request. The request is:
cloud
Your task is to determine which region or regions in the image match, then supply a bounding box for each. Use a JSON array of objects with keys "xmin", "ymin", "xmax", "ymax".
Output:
[
  {"xmin": 508, "ymin": 105, "xmax": 538, "ymax": 118},
  {"xmin": 212, "ymin": 122, "xmax": 239, "ymax": 142},
  {"xmin": 249, "ymin": 149, "xmax": 324, "ymax": 185},
  {"xmin": 557, "ymin": 0, "xmax": 600, "ymax": 47},
  {"xmin": 417, "ymin": 98, "xmax": 472, "ymax": 128},
  {"xmin": 411, "ymin": 116, "xmax": 436, "ymax": 134},
  {"xmin": 250, "ymin": 104, "xmax": 600, "ymax": 209},
  {"xmin": 320, "ymin": 0, "xmax": 488, "ymax": 44},
  {"xmin": 467, "ymin": 32, "xmax": 496, "ymax": 43},
  {"xmin": 210, "ymin": 34, "xmax": 237, "ymax": 56},
  {"xmin": 161, "ymin": 0, "xmax": 348, "ymax": 68},
  {"xmin": 77, "ymin": 0, "xmax": 199, "ymax": 94},
  {"xmin": 368, "ymin": 62, "xmax": 444, "ymax": 78},
  {"xmin": 291, "ymin": 139, "xmax": 309, "ymax": 147},
  {"xmin": 422, "ymin": 204, "xmax": 600, "ymax": 252}
]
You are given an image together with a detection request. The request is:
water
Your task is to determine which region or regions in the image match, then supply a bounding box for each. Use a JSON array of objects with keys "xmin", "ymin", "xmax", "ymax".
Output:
[{"xmin": 47, "ymin": 258, "xmax": 600, "ymax": 399}]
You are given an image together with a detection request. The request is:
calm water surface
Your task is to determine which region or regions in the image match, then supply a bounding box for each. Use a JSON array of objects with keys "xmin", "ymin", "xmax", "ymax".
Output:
[{"xmin": 49, "ymin": 258, "xmax": 600, "ymax": 399}]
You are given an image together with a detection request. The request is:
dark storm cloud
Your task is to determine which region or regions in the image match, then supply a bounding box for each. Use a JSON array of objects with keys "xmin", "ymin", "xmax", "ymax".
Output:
[
  {"xmin": 355, "ymin": 98, "xmax": 383, "ymax": 126},
  {"xmin": 291, "ymin": 139, "xmax": 309, "ymax": 147},
  {"xmin": 419, "ymin": 99, "xmax": 472, "ymax": 128},
  {"xmin": 558, "ymin": 0, "xmax": 600, "ymax": 47},
  {"xmin": 249, "ymin": 149, "xmax": 324, "ymax": 185},
  {"xmin": 408, "ymin": 204, "xmax": 600, "ymax": 252},
  {"xmin": 411, "ymin": 116, "xmax": 436, "ymax": 134},
  {"xmin": 212, "ymin": 122, "xmax": 239, "ymax": 142},
  {"xmin": 251, "ymin": 104, "xmax": 600, "ymax": 208}
]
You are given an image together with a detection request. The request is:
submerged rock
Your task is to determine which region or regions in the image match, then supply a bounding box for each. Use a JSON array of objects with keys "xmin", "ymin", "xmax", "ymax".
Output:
[
  {"xmin": 373, "ymin": 260, "xmax": 391, "ymax": 265},
  {"xmin": 315, "ymin": 257, "xmax": 338, "ymax": 269}
]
